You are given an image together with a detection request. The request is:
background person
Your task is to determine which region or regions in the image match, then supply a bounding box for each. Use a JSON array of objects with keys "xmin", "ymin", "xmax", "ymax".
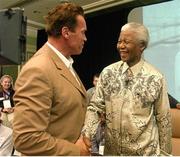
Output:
[
  {"xmin": 83, "ymin": 22, "xmax": 172, "ymax": 155},
  {"xmin": 13, "ymin": 2, "xmax": 90, "ymax": 156},
  {"xmin": 0, "ymin": 75, "xmax": 15, "ymax": 128},
  {"xmin": 87, "ymin": 73, "xmax": 100, "ymax": 101}
]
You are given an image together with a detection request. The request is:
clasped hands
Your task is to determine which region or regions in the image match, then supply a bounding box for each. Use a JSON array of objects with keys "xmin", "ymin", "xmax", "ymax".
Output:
[{"xmin": 75, "ymin": 134, "xmax": 91, "ymax": 156}]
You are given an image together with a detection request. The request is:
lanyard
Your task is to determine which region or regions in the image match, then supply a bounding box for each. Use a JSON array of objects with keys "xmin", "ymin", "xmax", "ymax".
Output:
[{"xmin": 2, "ymin": 91, "xmax": 10, "ymax": 99}]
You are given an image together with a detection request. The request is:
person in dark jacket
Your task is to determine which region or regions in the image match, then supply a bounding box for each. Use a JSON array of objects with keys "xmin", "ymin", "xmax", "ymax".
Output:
[{"xmin": 0, "ymin": 75, "xmax": 15, "ymax": 128}]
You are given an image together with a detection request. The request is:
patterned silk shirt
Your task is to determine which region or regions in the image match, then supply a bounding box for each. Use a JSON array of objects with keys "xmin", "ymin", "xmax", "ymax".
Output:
[{"xmin": 83, "ymin": 59, "xmax": 172, "ymax": 156}]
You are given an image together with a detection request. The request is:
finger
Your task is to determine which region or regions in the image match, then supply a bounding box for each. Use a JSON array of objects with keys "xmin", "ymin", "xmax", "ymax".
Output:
[{"xmin": 83, "ymin": 136, "xmax": 91, "ymax": 148}]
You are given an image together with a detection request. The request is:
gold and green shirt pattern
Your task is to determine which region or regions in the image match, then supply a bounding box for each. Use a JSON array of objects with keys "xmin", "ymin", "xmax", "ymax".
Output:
[{"xmin": 83, "ymin": 59, "xmax": 172, "ymax": 156}]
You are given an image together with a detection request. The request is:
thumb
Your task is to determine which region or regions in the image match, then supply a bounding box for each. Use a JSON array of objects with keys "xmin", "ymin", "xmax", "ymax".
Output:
[{"xmin": 83, "ymin": 136, "xmax": 91, "ymax": 147}]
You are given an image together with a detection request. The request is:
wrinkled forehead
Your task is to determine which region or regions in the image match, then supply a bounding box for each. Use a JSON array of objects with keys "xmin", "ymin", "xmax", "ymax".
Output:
[
  {"xmin": 119, "ymin": 30, "xmax": 137, "ymax": 40},
  {"xmin": 75, "ymin": 15, "xmax": 87, "ymax": 30}
]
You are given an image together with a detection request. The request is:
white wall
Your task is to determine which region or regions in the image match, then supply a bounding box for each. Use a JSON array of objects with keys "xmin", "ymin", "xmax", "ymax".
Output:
[{"xmin": 128, "ymin": 0, "xmax": 180, "ymax": 101}]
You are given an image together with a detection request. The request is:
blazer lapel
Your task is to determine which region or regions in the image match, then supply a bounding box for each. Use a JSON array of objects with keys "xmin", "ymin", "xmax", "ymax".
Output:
[
  {"xmin": 44, "ymin": 44, "xmax": 87, "ymax": 98},
  {"xmin": 73, "ymin": 70, "xmax": 87, "ymax": 95}
]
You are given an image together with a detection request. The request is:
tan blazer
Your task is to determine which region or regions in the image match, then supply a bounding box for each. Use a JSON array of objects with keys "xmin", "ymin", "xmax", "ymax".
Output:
[{"xmin": 13, "ymin": 44, "xmax": 87, "ymax": 155}]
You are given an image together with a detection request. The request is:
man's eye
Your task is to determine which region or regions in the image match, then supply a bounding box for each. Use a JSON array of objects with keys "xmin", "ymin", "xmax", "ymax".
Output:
[
  {"xmin": 125, "ymin": 40, "xmax": 131, "ymax": 44},
  {"xmin": 118, "ymin": 40, "xmax": 130, "ymax": 44}
]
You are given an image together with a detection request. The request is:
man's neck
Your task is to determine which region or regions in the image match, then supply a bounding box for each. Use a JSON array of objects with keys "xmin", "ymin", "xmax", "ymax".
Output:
[{"xmin": 47, "ymin": 37, "xmax": 70, "ymax": 58}]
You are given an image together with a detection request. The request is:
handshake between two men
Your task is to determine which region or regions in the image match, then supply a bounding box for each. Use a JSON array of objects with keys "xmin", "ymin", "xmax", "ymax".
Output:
[{"xmin": 75, "ymin": 134, "xmax": 91, "ymax": 156}]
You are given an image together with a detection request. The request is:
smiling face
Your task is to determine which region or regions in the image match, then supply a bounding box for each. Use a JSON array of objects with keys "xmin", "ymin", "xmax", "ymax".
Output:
[
  {"xmin": 0, "ymin": 77, "xmax": 12, "ymax": 91},
  {"xmin": 117, "ymin": 30, "xmax": 145, "ymax": 67}
]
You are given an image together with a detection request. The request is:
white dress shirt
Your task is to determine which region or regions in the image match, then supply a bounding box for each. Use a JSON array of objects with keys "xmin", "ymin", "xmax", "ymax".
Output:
[{"xmin": 47, "ymin": 42, "xmax": 80, "ymax": 85}]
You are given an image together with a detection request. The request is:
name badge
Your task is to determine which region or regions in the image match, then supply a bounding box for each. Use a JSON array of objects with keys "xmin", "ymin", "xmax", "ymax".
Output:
[
  {"xmin": 99, "ymin": 145, "xmax": 104, "ymax": 155},
  {"xmin": 3, "ymin": 99, "xmax": 12, "ymax": 108}
]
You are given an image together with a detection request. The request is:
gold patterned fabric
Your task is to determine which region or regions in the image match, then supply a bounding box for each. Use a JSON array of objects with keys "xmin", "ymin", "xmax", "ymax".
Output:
[{"xmin": 83, "ymin": 59, "xmax": 172, "ymax": 156}]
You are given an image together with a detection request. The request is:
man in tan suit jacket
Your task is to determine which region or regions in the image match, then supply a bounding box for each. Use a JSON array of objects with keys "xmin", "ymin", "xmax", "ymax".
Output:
[{"xmin": 13, "ymin": 2, "xmax": 90, "ymax": 156}]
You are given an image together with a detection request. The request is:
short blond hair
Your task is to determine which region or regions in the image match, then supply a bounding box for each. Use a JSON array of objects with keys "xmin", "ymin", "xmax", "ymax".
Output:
[{"xmin": 0, "ymin": 75, "xmax": 13, "ymax": 86}]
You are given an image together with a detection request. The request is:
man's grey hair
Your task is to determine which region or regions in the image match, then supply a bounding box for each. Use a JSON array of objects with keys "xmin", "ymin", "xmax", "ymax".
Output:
[{"xmin": 121, "ymin": 22, "xmax": 150, "ymax": 48}]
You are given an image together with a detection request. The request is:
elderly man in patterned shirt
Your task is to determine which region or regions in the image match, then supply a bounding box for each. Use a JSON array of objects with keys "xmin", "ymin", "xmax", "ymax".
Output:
[{"xmin": 83, "ymin": 22, "xmax": 172, "ymax": 156}]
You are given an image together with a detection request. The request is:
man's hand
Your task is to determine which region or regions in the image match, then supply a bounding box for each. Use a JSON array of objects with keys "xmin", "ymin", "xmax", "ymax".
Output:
[
  {"xmin": 75, "ymin": 135, "xmax": 91, "ymax": 156},
  {"xmin": 83, "ymin": 135, "xmax": 91, "ymax": 149}
]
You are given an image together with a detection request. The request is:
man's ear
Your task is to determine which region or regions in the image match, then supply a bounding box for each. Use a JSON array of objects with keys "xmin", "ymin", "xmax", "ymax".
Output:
[
  {"xmin": 140, "ymin": 41, "xmax": 146, "ymax": 51},
  {"xmin": 62, "ymin": 26, "xmax": 69, "ymax": 38}
]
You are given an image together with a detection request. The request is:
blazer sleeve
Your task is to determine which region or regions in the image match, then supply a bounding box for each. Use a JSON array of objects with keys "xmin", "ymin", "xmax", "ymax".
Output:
[{"xmin": 13, "ymin": 66, "xmax": 80, "ymax": 156}]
